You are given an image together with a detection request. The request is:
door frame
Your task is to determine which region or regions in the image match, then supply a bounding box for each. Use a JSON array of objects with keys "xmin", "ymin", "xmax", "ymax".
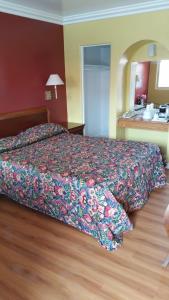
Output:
[{"xmin": 80, "ymin": 44, "xmax": 111, "ymax": 135}]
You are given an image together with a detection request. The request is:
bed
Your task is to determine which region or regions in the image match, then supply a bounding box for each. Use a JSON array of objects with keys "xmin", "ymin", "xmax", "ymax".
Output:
[{"xmin": 0, "ymin": 107, "xmax": 166, "ymax": 250}]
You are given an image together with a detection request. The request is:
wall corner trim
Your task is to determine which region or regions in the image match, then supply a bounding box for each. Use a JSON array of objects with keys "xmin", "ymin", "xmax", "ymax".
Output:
[
  {"xmin": 63, "ymin": 1, "xmax": 169, "ymax": 24},
  {"xmin": 0, "ymin": 0, "xmax": 63, "ymax": 24},
  {"xmin": 0, "ymin": 0, "xmax": 169, "ymax": 25}
]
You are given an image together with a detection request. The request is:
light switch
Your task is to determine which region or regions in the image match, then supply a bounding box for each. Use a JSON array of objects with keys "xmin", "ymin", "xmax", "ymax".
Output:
[{"xmin": 45, "ymin": 90, "xmax": 52, "ymax": 101}]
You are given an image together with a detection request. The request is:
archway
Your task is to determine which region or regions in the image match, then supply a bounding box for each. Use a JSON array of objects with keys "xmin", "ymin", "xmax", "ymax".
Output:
[{"xmin": 118, "ymin": 39, "xmax": 169, "ymax": 114}]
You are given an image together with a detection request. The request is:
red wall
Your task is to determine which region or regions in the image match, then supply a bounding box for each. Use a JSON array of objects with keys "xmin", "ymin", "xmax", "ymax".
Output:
[
  {"xmin": 135, "ymin": 62, "xmax": 150, "ymax": 104},
  {"xmin": 0, "ymin": 12, "xmax": 67, "ymax": 122}
]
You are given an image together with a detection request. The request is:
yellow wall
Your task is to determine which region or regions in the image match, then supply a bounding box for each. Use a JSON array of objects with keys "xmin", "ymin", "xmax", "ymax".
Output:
[
  {"xmin": 64, "ymin": 10, "xmax": 169, "ymax": 160},
  {"xmin": 130, "ymin": 43, "xmax": 169, "ymax": 62}
]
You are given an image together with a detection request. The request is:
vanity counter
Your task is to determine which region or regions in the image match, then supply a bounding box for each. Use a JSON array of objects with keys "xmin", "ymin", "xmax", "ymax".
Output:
[{"xmin": 118, "ymin": 117, "xmax": 169, "ymax": 131}]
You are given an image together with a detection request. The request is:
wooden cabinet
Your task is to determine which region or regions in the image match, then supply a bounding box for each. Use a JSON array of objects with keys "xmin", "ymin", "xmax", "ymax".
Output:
[
  {"xmin": 60, "ymin": 122, "xmax": 85, "ymax": 135},
  {"xmin": 118, "ymin": 117, "xmax": 169, "ymax": 131}
]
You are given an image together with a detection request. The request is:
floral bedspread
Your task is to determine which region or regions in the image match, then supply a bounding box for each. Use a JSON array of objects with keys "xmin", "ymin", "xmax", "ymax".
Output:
[{"xmin": 0, "ymin": 132, "xmax": 166, "ymax": 250}]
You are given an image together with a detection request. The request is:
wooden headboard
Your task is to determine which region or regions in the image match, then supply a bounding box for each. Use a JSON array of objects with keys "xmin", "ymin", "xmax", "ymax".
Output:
[{"xmin": 0, "ymin": 106, "xmax": 48, "ymax": 138}]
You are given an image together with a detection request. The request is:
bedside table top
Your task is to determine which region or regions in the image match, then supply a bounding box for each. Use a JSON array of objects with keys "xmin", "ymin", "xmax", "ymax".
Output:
[{"xmin": 60, "ymin": 122, "xmax": 84, "ymax": 130}]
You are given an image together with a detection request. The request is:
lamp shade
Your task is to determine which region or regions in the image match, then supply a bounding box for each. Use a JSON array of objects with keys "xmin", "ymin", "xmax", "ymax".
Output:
[{"xmin": 46, "ymin": 74, "xmax": 64, "ymax": 86}]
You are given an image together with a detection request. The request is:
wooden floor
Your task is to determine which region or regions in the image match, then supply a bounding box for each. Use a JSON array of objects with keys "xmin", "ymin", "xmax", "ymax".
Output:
[{"xmin": 1, "ymin": 178, "xmax": 169, "ymax": 300}]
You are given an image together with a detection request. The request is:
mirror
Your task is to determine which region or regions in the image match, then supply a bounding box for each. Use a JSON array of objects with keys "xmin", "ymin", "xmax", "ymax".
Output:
[{"xmin": 130, "ymin": 60, "xmax": 169, "ymax": 109}]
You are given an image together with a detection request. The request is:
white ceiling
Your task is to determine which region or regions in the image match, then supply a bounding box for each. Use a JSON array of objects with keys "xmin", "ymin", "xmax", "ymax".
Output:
[{"xmin": 0, "ymin": 0, "xmax": 169, "ymax": 24}]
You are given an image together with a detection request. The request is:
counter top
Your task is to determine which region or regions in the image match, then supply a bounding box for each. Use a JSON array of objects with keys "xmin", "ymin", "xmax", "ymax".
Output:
[{"xmin": 118, "ymin": 117, "xmax": 169, "ymax": 131}]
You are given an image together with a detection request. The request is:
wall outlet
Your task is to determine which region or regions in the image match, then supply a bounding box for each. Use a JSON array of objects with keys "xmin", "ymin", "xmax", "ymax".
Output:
[{"xmin": 45, "ymin": 90, "xmax": 52, "ymax": 100}]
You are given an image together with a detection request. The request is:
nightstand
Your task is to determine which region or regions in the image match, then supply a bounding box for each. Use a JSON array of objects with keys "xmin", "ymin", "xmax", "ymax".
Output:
[{"xmin": 60, "ymin": 122, "xmax": 85, "ymax": 135}]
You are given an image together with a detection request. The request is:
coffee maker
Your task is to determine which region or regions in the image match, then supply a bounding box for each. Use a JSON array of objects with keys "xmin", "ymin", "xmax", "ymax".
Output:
[{"xmin": 159, "ymin": 104, "xmax": 169, "ymax": 118}]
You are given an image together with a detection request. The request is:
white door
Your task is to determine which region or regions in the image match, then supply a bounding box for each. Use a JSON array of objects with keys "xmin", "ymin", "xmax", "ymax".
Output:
[{"xmin": 82, "ymin": 45, "xmax": 111, "ymax": 137}]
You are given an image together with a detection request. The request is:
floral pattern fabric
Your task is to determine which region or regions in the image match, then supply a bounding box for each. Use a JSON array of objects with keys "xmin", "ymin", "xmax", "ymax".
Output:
[
  {"xmin": 16, "ymin": 123, "xmax": 68, "ymax": 147},
  {"xmin": 0, "ymin": 132, "xmax": 166, "ymax": 250},
  {"xmin": 0, "ymin": 136, "xmax": 17, "ymax": 153},
  {"xmin": 0, "ymin": 123, "xmax": 67, "ymax": 154}
]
